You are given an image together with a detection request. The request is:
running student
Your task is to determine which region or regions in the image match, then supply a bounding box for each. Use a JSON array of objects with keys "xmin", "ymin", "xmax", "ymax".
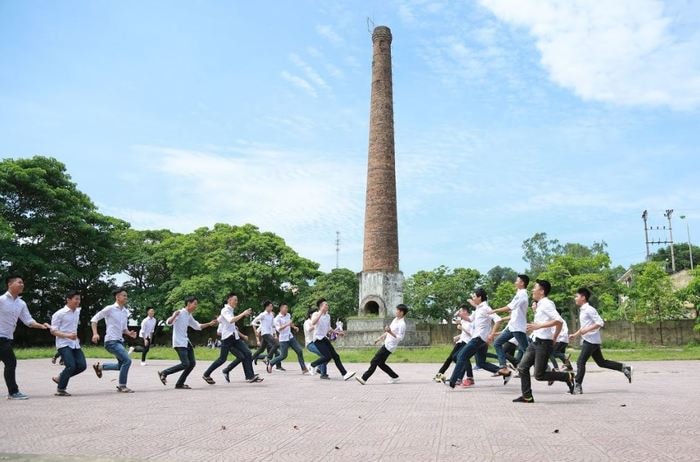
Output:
[
  {"xmin": 309, "ymin": 299, "xmax": 355, "ymax": 381},
  {"xmin": 303, "ymin": 308, "xmax": 327, "ymax": 377},
  {"xmin": 50, "ymin": 290, "xmax": 86, "ymax": 396},
  {"xmin": 356, "ymin": 304, "xmax": 407, "ymax": 385},
  {"xmin": 434, "ymin": 304, "xmax": 473, "ymax": 385},
  {"xmin": 569, "ymin": 288, "xmax": 632, "ymax": 394},
  {"xmin": 90, "ymin": 288, "xmax": 138, "ymax": 393},
  {"xmin": 491, "ymin": 274, "xmax": 530, "ymax": 381},
  {"xmin": 130, "ymin": 307, "xmax": 156, "ymax": 366},
  {"xmin": 269, "ymin": 303, "xmax": 308, "ymax": 374},
  {"xmin": 0, "ymin": 275, "xmax": 50, "ymax": 400},
  {"xmin": 158, "ymin": 296, "xmax": 217, "ymax": 389},
  {"xmin": 250, "ymin": 301, "xmax": 280, "ymax": 373}
]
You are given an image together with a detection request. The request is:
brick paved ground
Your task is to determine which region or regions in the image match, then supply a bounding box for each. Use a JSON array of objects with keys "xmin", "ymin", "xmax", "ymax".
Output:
[{"xmin": 0, "ymin": 358, "xmax": 698, "ymax": 461}]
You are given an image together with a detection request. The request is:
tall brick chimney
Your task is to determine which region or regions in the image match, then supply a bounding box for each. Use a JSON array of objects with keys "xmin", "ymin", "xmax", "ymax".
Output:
[{"xmin": 358, "ymin": 26, "xmax": 404, "ymax": 317}]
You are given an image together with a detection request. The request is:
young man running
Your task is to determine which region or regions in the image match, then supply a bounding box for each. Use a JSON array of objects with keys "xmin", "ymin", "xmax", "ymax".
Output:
[
  {"xmin": 569, "ymin": 287, "xmax": 632, "ymax": 394},
  {"xmin": 251, "ymin": 301, "xmax": 281, "ymax": 373},
  {"xmin": 357, "ymin": 304, "xmax": 408, "ymax": 385},
  {"xmin": 91, "ymin": 288, "xmax": 138, "ymax": 393},
  {"xmin": 491, "ymin": 274, "xmax": 530, "ymax": 381},
  {"xmin": 202, "ymin": 293, "xmax": 261, "ymax": 384},
  {"xmin": 303, "ymin": 308, "xmax": 327, "ymax": 377},
  {"xmin": 158, "ymin": 296, "xmax": 217, "ymax": 389},
  {"xmin": 513, "ymin": 280, "xmax": 575, "ymax": 403},
  {"xmin": 130, "ymin": 307, "xmax": 156, "ymax": 366},
  {"xmin": 434, "ymin": 305, "xmax": 473, "ymax": 384},
  {"xmin": 0, "ymin": 275, "xmax": 50, "ymax": 400},
  {"xmin": 49, "ymin": 290, "xmax": 86, "ymax": 396},
  {"xmin": 269, "ymin": 303, "xmax": 308, "ymax": 373},
  {"xmin": 310, "ymin": 299, "xmax": 355, "ymax": 381}
]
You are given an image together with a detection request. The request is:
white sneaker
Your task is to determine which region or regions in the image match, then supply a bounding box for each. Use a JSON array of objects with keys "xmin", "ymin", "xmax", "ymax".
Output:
[
  {"xmin": 140, "ymin": 362, "xmax": 146, "ymax": 366},
  {"xmin": 343, "ymin": 371, "xmax": 356, "ymax": 381},
  {"xmin": 310, "ymin": 366, "xmax": 317, "ymax": 376},
  {"xmin": 388, "ymin": 378, "xmax": 400, "ymax": 384},
  {"xmin": 356, "ymin": 376, "xmax": 366, "ymax": 385},
  {"xmin": 128, "ymin": 347, "xmax": 135, "ymax": 355}
]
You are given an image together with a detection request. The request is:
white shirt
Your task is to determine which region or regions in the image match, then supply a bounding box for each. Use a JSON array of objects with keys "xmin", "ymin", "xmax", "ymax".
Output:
[
  {"xmin": 556, "ymin": 319, "xmax": 569, "ymax": 343},
  {"xmin": 470, "ymin": 302, "xmax": 496, "ymax": 342},
  {"xmin": 90, "ymin": 303, "xmax": 129, "ymax": 342},
  {"xmin": 579, "ymin": 303, "xmax": 604, "ymax": 344},
  {"xmin": 303, "ymin": 319, "xmax": 315, "ymax": 346},
  {"xmin": 140, "ymin": 316, "xmax": 156, "ymax": 339},
  {"xmin": 218, "ymin": 304, "xmax": 240, "ymax": 340},
  {"xmin": 458, "ymin": 319, "xmax": 472, "ymax": 343},
  {"xmin": 252, "ymin": 311, "xmax": 275, "ymax": 336},
  {"xmin": 50, "ymin": 306, "xmax": 81, "ymax": 349},
  {"xmin": 313, "ymin": 312, "xmax": 331, "ymax": 341},
  {"xmin": 275, "ymin": 313, "xmax": 292, "ymax": 342},
  {"xmin": 506, "ymin": 289, "xmax": 529, "ymax": 333},
  {"xmin": 168, "ymin": 308, "xmax": 202, "ymax": 348},
  {"xmin": 384, "ymin": 317, "xmax": 406, "ymax": 352},
  {"xmin": 533, "ymin": 297, "xmax": 564, "ymax": 341},
  {"xmin": 0, "ymin": 292, "xmax": 36, "ymax": 339}
]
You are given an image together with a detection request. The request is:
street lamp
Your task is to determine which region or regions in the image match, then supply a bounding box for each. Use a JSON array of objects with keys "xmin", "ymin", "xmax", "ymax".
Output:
[
  {"xmin": 664, "ymin": 209, "xmax": 676, "ymax": 272},
  {"xmin": 680, "ymin": 215, "xmax": 694, "ymax": 270}
]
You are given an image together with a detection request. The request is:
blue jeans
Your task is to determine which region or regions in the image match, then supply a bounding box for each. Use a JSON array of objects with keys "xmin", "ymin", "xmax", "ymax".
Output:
[
  {"xmin": 449, "ymin": 337, "xmax": 500, "ymax": 386},
  {"xmin": 103, "ymin": 340, "xmax": 132, "ymax": 386},
  {"xmin": 494, "ymin": 328, "xmax": 529, "ymax": 368},
  {"xmin": 306, "ymin": 342, "xmax": 327, "ymax": 375},
  {"xmin": 270, "ymin": 337, "xmax": 306, "ymax": 370},
  {"xmin": 57, "ymin": 347, "xmax": 87, "ymax": 390}
]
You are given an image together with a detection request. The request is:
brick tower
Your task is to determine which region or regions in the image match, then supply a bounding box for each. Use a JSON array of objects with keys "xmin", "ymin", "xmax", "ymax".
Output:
[{"xmin": 358, "ymin": 25, "xmax": 404, "ymax": 317}]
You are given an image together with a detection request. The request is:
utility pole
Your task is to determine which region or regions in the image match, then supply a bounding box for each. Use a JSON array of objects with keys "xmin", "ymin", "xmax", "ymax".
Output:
[
  {"xmin": 664, "ymin": 209, "xmax": 676, "ymax": 273},
  {"xmin": 680, "ymin": 215, "xmax": 694, "ymax": 270},
  {"xmin": 335, "ymin": 231, "xmax": 340, "ymax": 269},
  {"xmin": 642, "ymin": 210, "xmax": 650, "ymax": 260}
]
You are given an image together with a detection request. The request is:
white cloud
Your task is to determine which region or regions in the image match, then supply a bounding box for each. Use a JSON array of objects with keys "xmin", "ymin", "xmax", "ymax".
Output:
[
  {"xmin": 480, "ymin": 0, "xmax": 700, "ymax": 109},
  {"xmin": 316, "ymin": 24, "xmax": 343, "ymax": 45},
  {"xmin": 289, "ymin": 53, "xmax": 330, "ymax": 91},
  {"xmin": 280, "ymin": 70, "xmax": 317, "ymax": 97}
]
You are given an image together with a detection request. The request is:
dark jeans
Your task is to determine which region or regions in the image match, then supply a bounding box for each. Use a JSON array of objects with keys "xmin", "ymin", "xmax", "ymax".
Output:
[
  {"xmin": 549, "ymin": 341, "xmax": 568, "ymax": 369},
  {"xmin": 518, "ymin": 338, "xmax": 570, "ymax": 398},
  {"xmin": 449, "ymin": 337, "xmax": 498, "ymax": 385},
  {"xmin": 252, "ymin": 333, "xmax": 280, "ymax": 361},
  {"xmin": 57, "ymin": 347, "xmax": 87, "ymax": 390},
  {"xmin": 222, "ymin": 337, "xmax": 256, "ymax": 380},
  {"xmin": 306, "ymin": 342, "xmax": 327, "ymax": 375},
  {"xmin": 162, "ymin": 345, "xmax": 196, "ymax": 387},
  {"xmin": 502, "ymin": 342, "xmax": 519, "ymax": 367},
  {"xmin": 270, "ymin": 337, "xmax": 306, "ymax": 370},
  {"xmin": 204, "ymin": 335, "xmax": 251, "ymax": 377},
  {"xmin": 133, "ymin": 338, "xmax": 151, "ymax": 362},
  {"xmin": 311, "ymin": 337, "xmax": 347, "ymax": 376},
  {"xmin": 0, "ymin": 338, "xmax": 18, "ymax": 395},
  {"xmin": 575, "ymin": 340, "xmax": 623, "ymax": 385},
  {"xmin": 494, "ymin": 328, "xmax": 529, "ymax": 368},
  {"xmin": 362, "ymin": 346, "xmax": 398, "ymax": 381},
  {"xmin": 438, "ymin": 342, "xmax": 464, "ymax": 374}
]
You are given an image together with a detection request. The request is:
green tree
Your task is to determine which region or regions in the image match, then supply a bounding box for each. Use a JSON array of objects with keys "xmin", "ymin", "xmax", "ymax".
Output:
[
  {"xmin": 626, "ymin": 262, "xmax": 686, "ymax": 326},
  {"xmin": 404, "ymin": 266, "xmax": 482, "ymax": 321},
  {"xmin": 137, "ymin": 223, "xmax": 321, "ymax": 322},
  {"xmin": 293, "ymin": 268, "xmax": 359, "ymax": 324},
  {"xmin": 490, "ymin": 280, "xmax": 516, "ymax": 311},
  {"xmin": 0, "ymin": 156, "xmax": 127, "ymax": 325},
  {"xmin": 522, "ymin": 232, "xmax": 563, "ymax": 275},
  {"xmin": 483, "ymin": 265, "xmax": 518, "ymax": 295},
  {"xmin": 651, "ymin": 244, "xmax": 700, "ymax": 273}
]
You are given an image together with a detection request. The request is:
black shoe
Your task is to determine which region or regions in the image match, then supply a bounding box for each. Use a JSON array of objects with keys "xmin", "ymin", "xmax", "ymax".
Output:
[
  {"xmin": 158, "ymin": 371, "xmax": 167, "ymax": 385},
  {"xmin": 566, "ymin": 372, "xmax": 575, "ymax": 394},
  {"xmin": 276, "ymin": 366, "xmax": 286, "ymax": 371},
  {"xmin": 623, "ymin": 365, "xmax": 633, "ymax": 383},
  {"xmin": 513, "ymin": 395, "xmax": 534, "ymax": 403},
  {"xmin": 223, "ymin": 370, "xmax": 230, "ymax": 383},
  {"xmin": 574, "ymin": 383, "xmax": 583, "ymax": 394},
  {"xmin": 448, "ymin": 381, "xmax": 456, "ymax": 389},
  {"xmin": 320, "ymin": 374, "xmax": 330, "ymax": 380}
]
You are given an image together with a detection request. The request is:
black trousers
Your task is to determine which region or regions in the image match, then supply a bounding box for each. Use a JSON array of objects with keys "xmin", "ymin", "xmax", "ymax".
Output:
[
  {"xmin": 133, "ymin": 337, "xmax": 151, "ymax": 362},
  {"xmin": 252, "ymin": 333, "xmax": 280, "ymax": 361},
  {"xmin": 362, "ymin": 346, "xmax": 398, "ymax": 381},
  {"xmin": 549, "ymin": 341, "xmax": 568, "ymax": 369},
  {"xmin": 162, "ymin": 345, "xmax": 196, "ymax": 387},
  {"xmin": 575, "ymin": 340, "xmax": 623, "ymax": 385},
  {"xmin": 438, "ymin": 342, "xmax": 463, "ymax": 374},
  {"xmin": 502, "ymin": 342, "xmax": 519, "ymax": 367},
  {"xmin": 518, "ymin": 338, "xmax": 570, "ymax": 398},
  {"xmin": 310, "ymin": 337, "xmax": 347, "ymax": 375},
  {"xmin": 0, "ymin": 338, "xmax": 18, "ymax": 395},
  {"xmin": 222, "ymin": 337, "xmax": 256, "ymax": 380}
]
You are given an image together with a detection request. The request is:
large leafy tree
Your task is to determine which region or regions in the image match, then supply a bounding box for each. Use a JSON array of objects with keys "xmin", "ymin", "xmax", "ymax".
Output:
[
  {"xmin": 522, "ymin": 232, "xmax": 563, "ymax": 276},
  {"xmin": 0, "ymin": 156, "xmax": 127, "ymax": 325},
  {"xmin": 138, "ymin": 223, "xmax": 321, "ymax": 321},
  {"xmin": 651, "ymin": 244, "xmax": 700, "ymax": 273},
  {"xmin": 292, "ymin": 268, "xmax": 359, "ymax": 324},
  {"xmin": 483, "ymin": 265, "xmax": 518, "ymax": 296},
  {"xmin": 625, "ymin": 262, "xmax": 686, "ymax": 325},
  {"xmin": 404, "ymin": 266, "xmax": 482, "ymax": 321}
]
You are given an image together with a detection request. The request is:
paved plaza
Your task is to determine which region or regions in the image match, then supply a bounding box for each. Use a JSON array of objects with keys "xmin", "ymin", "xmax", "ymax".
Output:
[{"xmin": 0, "ymin": 359, "xmax": 698, "ymax": 461}]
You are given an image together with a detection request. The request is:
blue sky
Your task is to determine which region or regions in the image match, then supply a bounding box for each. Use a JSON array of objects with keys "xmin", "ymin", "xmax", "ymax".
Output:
[{"xmin": 2, "ymin": 0, "xmax": 700, "ymax": 276}]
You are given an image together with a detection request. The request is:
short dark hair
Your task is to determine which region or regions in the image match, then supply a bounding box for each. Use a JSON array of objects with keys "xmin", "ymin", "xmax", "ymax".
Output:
[
  {"xmin": 316, "ymin": 298, "xmax": 326, "ymax": 308},
  {"xmin": 262, "ymin": 299, "xmax": 273, "ymax": 309},
  {"xmin": 279, "ymin": 302, "xmax": 288, "ymax": 308},
  {"xmin": 112, "ymin": 287, "xmax": 127, "ymax": 297},
  {"xmin": 306, "ymin": 307, "xmax": 317, "ymax": 319},
  {"xmin": 224, "ymin": 292, "xmax": 237, "ymax": 304},
  {"xmin": 517, "ymin": 274, "xmax": 530, "ymax": 286},
  {"xmin": 474, "ymin": 287, "xmax": 488, "ymax": 301},
  {"xmin": 65, "ymin": 290, "xmax": 80, "ymax": 300},
  {"xmin": 184, "ymin": 295, "xmax": 197, "ymax": 305},
  {"xmin": 5, "ymin": 275, "xmax": 22, "ymax": 285},
  {"xmin": 535, "ymin": 279, "xmax": 551, "ymax": 296},
  {"xmin": 577, "ymin": 287, "xmax": 591, "ymax": 301},
  {"xmin": 396, "ymin": 304, "xmax": 408, "ymax": 315}
]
